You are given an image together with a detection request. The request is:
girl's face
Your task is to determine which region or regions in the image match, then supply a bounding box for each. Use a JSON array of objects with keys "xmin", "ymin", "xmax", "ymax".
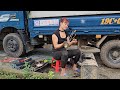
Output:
[{"xmin": 60, "ymin": 21, "xmax": 69, "ymax": 30}]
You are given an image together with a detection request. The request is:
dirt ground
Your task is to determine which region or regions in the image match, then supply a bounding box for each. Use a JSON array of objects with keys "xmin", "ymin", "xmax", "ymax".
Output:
[
  {"xmin": 95, "ymin": 53, "xmax": 120, "ymax": 79},
  {"xmin": 1, "ymin": 44, "xmax": 120, "ymax": 79}
]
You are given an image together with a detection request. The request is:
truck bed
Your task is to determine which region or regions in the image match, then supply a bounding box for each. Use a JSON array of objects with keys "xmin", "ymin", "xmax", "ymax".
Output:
[{"xmin": 28, "ymin": 12, "xmax": 120, "ymax": 38}]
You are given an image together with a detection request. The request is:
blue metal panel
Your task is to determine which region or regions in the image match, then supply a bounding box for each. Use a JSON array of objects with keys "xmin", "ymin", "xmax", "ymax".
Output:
[
  {"xmin": 28, "ymin": 14, "xmax": 120, "ymax": 38},
  {"xmin": 28, "ymin": 18, "xmax": 60, "ymax": 38},
  {"xmin": 0, "ymin": 11, "xmax": 25, "ymax": 31},
  {"xmin": 67, "ymin": 14, "xmax": 120, "ymax": 35}
]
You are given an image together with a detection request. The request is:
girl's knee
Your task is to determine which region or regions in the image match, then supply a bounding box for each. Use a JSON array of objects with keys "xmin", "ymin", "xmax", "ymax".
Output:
[
  {"xmin": 76, "ymin": 49, "xmax": 81, "ymax": 55},
  {"xmin": 62, "ymin": 51, "xmax": 68, "ymax": 56}
]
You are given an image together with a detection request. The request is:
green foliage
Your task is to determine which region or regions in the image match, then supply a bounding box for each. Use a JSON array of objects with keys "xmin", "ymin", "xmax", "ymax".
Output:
[
  {"xmin": 45, "ymin": 58, "xmax": 52, "ymax": 63},
  {"xmin": 44, "ymin": 59, "xmax": 48, "ymax": 63},
  {"xmin": 0, "ymin": 70, "xmax": 22, "ymax": 79},
  {"xmin": 29, "ymin": 74, "xmax": 46, "ymax": 79},
  {"xmin": 0, "ymin": 58, "xmax": 58, "ymax": 79},
  {"xmin": 1, "ymin": 74, "xmax": 17, "ymax": 79},
  {"xmin": 22, "ymin": 61, "xmax": 31, "ymax": 78},
  {"xmin": 48, "ymin": 71, "xmax": 54, "ymax": 79}
]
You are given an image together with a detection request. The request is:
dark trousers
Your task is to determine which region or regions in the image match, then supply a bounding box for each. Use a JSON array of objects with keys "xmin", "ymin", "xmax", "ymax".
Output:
[{"xmin": 52, "ymin": 49, "xmax": 81, "ymax": 68}]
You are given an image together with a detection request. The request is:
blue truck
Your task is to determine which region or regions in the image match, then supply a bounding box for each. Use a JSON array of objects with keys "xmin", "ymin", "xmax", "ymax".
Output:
[{"xmin": 0, "ymin": 11, "xmax": 120, "ymax": 68}]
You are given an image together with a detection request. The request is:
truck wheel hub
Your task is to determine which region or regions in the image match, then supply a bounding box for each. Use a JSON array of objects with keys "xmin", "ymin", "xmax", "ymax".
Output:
[
  {"xmin": 109, "ymin": 48, "xmax": 120, "ymax": 61},
  {"xmin": 112, "ymin": 51, "xmax": 119, "ymax": 57},
  {"xmin": 7, "ymin": 39, "xmax": 18, "ymax": 52}
]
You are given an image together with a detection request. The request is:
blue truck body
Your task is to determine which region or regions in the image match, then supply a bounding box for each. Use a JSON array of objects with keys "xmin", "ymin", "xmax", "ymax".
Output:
[
  {"xmin": 0, "ymin": 11, "xmax": 120, "ymax": 68},
  {"xmin": 1, "ymin": 11, "xmax": 120, "ymax": 37},
  {"xmin": 28, "ymin": 14, "xmax": 120, "ymax": 38},
  {"xmin": 0, "ymin": 11, "xmax": 25, "ymax": 30}
]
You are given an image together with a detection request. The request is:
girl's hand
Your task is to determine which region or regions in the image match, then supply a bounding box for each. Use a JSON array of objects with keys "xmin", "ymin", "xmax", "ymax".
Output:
[
  {"xmin": 63, "ymin": 41, "xmax": 69, "ymax": 48},
  {"xmin": 71, "ymin": 39, "xmax": 78, "ymax": 44}
]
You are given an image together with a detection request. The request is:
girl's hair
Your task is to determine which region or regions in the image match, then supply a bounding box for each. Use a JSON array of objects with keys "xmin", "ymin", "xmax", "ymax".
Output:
[{"xmin": 60, "ymin": 17, "xmax": 69, "ymax": 23}]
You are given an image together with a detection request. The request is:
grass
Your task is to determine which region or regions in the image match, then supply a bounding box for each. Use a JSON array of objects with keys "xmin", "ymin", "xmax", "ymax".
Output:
[{"xmin": 0, "ymin": 61, "xmax": 56, "ymax": 79}]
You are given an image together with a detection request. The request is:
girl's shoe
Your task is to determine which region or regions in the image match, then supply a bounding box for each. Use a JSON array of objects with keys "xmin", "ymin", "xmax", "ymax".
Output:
[
  {"xmin": 73, "ymin": 69, "xmax": 80, "ymax": 77},
  {"xmin": 60, "ymin": 73, "xmax": 68, "ymax": 77},
  {"xmin": 74, "ymin": 68, "xmax": 80, "ymax": 73}
]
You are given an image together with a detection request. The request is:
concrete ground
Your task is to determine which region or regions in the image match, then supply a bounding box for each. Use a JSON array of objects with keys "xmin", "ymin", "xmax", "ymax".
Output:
[{"xmin": 1, "ymin": 43, "xmax": 120, "ymax": 79}]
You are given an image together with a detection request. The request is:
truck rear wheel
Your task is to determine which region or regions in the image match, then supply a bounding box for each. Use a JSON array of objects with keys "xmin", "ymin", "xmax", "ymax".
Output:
[
  {"xmin": 3, "ymin": 33, "xmax": 25, "ymax": 57},
  {"xmin": 100, "ymin": 40, "xmax": 120, "ymax": 68}
]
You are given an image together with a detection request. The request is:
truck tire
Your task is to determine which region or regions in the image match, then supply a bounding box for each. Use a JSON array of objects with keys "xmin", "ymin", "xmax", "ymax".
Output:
[
  {"xmin": 3, "ymin": 33, "xmax": 25, "ymax": 57},
  {"xmin": 100, "ymin": 40, "xmax": 120, "ymax": 68}
]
